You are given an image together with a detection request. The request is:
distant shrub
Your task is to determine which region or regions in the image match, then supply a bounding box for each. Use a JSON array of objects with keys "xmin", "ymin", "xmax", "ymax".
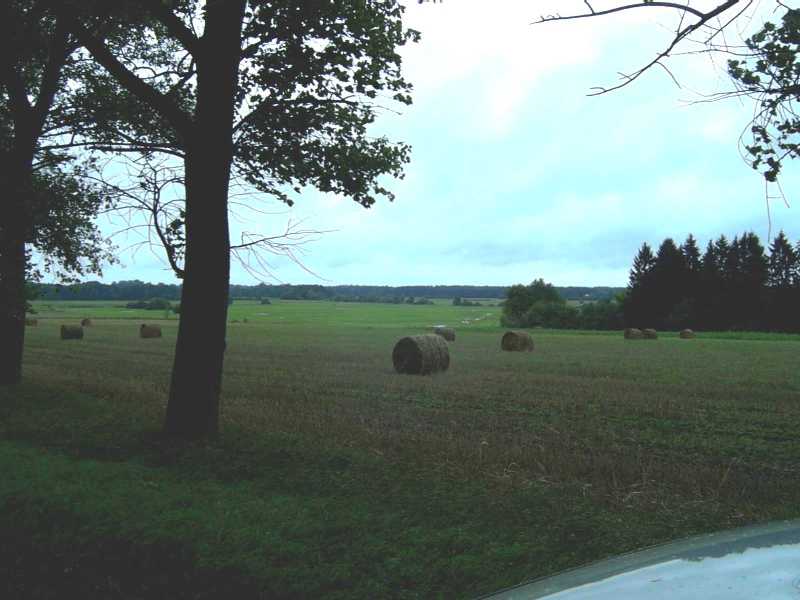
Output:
[
  {"xmin": 260, "ymin": 298, "xmax": 272, "ymax": 305},
  {"xmin": 125, "ymin": 298, "xmax": 172, "ymax": 311}
]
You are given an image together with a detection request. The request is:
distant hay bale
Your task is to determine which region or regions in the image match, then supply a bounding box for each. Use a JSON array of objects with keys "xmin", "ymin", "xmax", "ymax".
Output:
[
  {"xmin": 680, "ymin": 328, "xmax": 695, "ymax": 339},
  {"xmin": 432, "ymin": 326, "xmax": 456, "ymax": 341},
  {"xmin": 643, "ymin": 328, "xmax": 658, "ymax": 339},
  {"xmin": 25, "ymin": 318, "xmax": 37, "ymax": 326},
  {"xmin": 392, "ymin": 334, "xmax": 450, "ymax": 375},
  {"xmin": 624, "ymin": 328, "xmax": 644, "ymax": 340},
  {"xmin": 501, "ymin": 331, "xmax": 534, "ymax": 352},
  {"xmin": 81, "ymin": 318, "xmax": 92, "ymax": 327},
  {"xmin": 140, "ymin": 324, "xmax": 162, "ymax": 339},
  {"xmin": 60, "ymin": 325, "xmax": 83, "ymax": 340}
]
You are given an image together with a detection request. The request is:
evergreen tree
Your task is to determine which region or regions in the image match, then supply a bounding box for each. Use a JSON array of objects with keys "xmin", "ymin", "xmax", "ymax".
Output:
[
  {"xmin": 696, "ymin": 240, "xmax": 724, "ymax": 330},
  {"xmin": 651, "ymin": 238, "xmax": 689, "ymax": 327},
  {"xmin": 680, "ymin": 234, "xmax": 702, "ymax": 273},
  {"xmin": 731, "ymin": 232, "xmax": 768, "ymax": 329},
  {"xmin": 768, "ymin": 231, "xmax": 796, "ymax": 288},
  {"xmin": 766, "ymin": 231, "xmax": 799, "ymax": 331},
  {"xmin": 624, "ymin": 242, "xmax": 656, "ymax": 327},
  {"xmin": 628, "ymin": 242, "xmax": 655, "ymax": 288}
]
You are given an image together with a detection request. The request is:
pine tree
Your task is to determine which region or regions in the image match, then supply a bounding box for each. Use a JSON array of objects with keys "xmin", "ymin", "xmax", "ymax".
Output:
[
  {"xmin": 768, "ymin": 231, "xmax": 796, "ymax": 288},
  {"xmin": 628, "ymin": 242, "xmax": 655, "ymax": 288},
  {"xmin": 651, "ymin": 238, "xmax": 689, "ymax": 326},
  {"xmin": 680, "ymin": 234, "xmax": 702, "ymax": 273},
  {"xmin": 624, "ymin": 242, "xmax": 656, "ymax": 327}
]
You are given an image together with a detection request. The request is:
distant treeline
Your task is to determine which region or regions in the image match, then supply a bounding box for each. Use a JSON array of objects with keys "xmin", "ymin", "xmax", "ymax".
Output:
[
  {"xmin": 624, "ymin": 231, "xmax": 800, "ymax": 332},
  {"xmin": 34, "ymin": 281, "xmax": 623, "ymax": 302}
]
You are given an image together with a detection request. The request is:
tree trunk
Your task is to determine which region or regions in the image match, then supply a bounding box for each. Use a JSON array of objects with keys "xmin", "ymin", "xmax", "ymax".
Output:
[
  {"xmin": 163, "ymin": 0, "xmax": 246, "ymax": 439},
  {"xmin": 0, "ymin": 230, "xmax": 27, "ymax": 385},
  {"xmin": 0, "ymin": 155, "xmax": 33, "ymax": 386}
]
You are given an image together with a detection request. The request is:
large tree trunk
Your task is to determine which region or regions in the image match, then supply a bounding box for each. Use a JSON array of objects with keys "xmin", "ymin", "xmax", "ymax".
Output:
[
  {"xmin": 163, "ymin": 0, "xmax": 246, "ymax": 439},
  {"xmin": 0, "ymin": 153, "xmax": 33, "ymax": 386},
  {"xmin": 0, "ymin": 229, "xmax": 27, "ymax": 385}
]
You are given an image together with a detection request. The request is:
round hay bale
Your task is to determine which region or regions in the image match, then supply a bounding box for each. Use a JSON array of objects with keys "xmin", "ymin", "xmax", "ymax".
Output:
[
  {"xmin": 642, "ymin": 328, "xmax": 658, "ymax": 339},
  {"xmin": 679, "ymin": 328, "xmax": 695, "ymax": 339},
  {"xmin": 60, "ymin": 325, "xmax": 83, "ymax": 340},
  {"xmin": 81, "ymin": 318, "xmax": 92, "ymax": 327},
  {"xmin": 25, "ymin": 318, "xmax": 38, "ymax": 326},
  {"xmin": 140, "ymin": 324, "xmax": 162, "ymax": 339},
  {"xmin": 392, "ymin": 334, "xmax": 450, "ymax": 375},
  {"xmin": 432, "ymin": 326, "xmax": 456, "ymax": 342},
  {"xmin": 624, "ymin": 328, "xmax": 644, "ymax": 340},
  {"xmin": 501, "ymin": 331, "xmax": 534, "ymax": 352}
]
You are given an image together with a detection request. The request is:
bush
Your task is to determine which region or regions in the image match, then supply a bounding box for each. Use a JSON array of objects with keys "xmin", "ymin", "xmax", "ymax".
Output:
[
  {"xmin": 125, "ymin": 298, "xmax": 172, "ymax": 311},
  {"xmin": 260, "ymin": 298, "xmax": 272, "ymax": 305}
]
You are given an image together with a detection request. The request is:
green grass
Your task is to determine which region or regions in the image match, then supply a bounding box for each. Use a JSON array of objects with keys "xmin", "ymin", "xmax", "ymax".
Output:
[{"xmin": 4, "ymin": 300, "xmax": 800, "ymax": 597}]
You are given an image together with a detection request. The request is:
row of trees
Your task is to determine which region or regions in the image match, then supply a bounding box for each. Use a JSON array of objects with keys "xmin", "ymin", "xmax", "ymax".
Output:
[
  {"xmin": 34, "ymin": 280, "xmax": 624, "ymax": 302},
  {"xmin": 626, "ymin": 232, "xmax": 800, "ymax": 332}
]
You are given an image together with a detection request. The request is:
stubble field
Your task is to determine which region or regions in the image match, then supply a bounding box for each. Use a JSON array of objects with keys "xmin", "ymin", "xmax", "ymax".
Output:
[{"xmin": 2, "ymin": 299, "xmax": 800, "ymax": 598}]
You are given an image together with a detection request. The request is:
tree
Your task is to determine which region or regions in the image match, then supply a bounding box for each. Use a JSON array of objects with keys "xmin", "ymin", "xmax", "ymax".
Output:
[
  {"xmin": 624, "ymin": 242, "xmax": 656, "ymax": 327},
  {"xmin": 651, "ymin": 238, "xmax": 690, "ymax": 327},
  {"xmin": 728, "ymin": 9, "xmax": 800, "ymax": 183},
  {"xmin": 766, "ymin": 231, "xmax": 799, "ymax": 331},
  {"xmin": 681, "ymin": 234, "xmax": 701, "ymax": 274},
  {"xmin": 0, "ymin": 0, "xmax": 121, "ymax": 384},
  {"xmin": 535, "ymin": 2, "xmax": 800, "ymax": 184},
  {"xmin": 59, "ymin": 1, "xmax": 418, "ymax": 438},
  {"xmin": 501, "ymin": 279, "xmax": 564, "ymax": 326},
  {"xmin": 767, "ymin": 231, "xmax": 796, "ymax": 289}
]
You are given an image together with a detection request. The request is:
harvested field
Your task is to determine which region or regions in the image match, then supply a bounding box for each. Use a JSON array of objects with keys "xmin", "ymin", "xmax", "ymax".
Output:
[{"xmin": 4, "ymin": 299, "xmax": 800, "ymax": 599}]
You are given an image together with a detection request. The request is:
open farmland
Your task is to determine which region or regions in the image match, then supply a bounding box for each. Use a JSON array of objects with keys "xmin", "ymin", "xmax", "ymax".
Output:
[{"xmin": 3, "ymin": 299, "xmax": 800, "ymax": 598}]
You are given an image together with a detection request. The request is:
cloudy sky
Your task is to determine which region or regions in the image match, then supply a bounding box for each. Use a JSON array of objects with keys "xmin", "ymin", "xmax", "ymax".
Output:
[{"xmin": 95, "ymin": 0, "xmax": 800, "ymax": 287}]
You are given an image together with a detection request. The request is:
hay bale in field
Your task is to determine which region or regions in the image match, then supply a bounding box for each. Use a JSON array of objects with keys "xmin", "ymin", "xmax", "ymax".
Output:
[
  {"xmin": 679, "ymin": 328, "xmax": 695, "ymax": 339},
  {"xmin": 642, "ymin": 328, "xmax": 658, "ymax": 339},
  {"xmin": 624, "ymin": 328, "xmax": 644, "ymax": 340},
  {"xmin": 501, "ymin": 330, "xmax": 534, "ymax": 352},
  {"xmin": 432, "ymin": 326, "xmax": 456, "ymax": 342},
  {"xmin": 25, "ymin": 318, "xmax": 37, "ymax": 326},
  {"xmin": 392, "ymin": 334, "xmax": 450, "ymax": 375},
  {"xmin": 60, "ymin": 325, "xmax": 83, "ymax": 340},
  {"xmin": 81, "ymin": 318, "xmax": 92, "ymax": 327},
  {"xmin": 140, "ymin": 324, "xmax": 162, "ymax": 339}
]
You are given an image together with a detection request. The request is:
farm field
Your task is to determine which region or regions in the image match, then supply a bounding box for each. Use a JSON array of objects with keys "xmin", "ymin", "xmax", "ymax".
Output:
[{"xmin": 3, "ymin": 299, "xmax": 800, "ymax": 598}]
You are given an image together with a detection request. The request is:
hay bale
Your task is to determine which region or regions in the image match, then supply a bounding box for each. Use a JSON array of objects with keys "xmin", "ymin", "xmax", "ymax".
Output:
[
  {"xmin": 392, "ymin": 334, "xmax": 450, "ymax": 375},
  {"xmin": 642, "ymin": 328, "xmax": 658, "ymax": 339},
  {"xmin": 81, "ymin": 318, "xmax": 92, "ymax": 327},
  {"xmin": 25, "ymin": 318, "xmax": 37, "ymax": 326},
  {"xmin": 60, "ymin": 325, "xmax": 83, "ymax": 340},
  {"xmin": 432, "ymin": 326, "xmax": 456, "ymax": 342},
  {"xmin": 679, "ymin": 328, "xmax": 695, "ymax": 339},
  {"xmin": 624, "ymin": 328, "xmax": 644, "ymax": 340},
  {"xmin": 501, "ymin": 331, "xmax": 534, "ymax": 352},
  {"xmin": 140, "ymin": 324, "xmax": 162, "ymax": 339}
]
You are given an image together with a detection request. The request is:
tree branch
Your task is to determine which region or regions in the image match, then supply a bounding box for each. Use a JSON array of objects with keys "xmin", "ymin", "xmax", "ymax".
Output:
[
  {"xmin": 63, "ymin": 15, "xmax": 195, "ymax": 139},
  {"xmin": 128, "ymin": 0, "xmax": 201, "ymax": 57},
  {"xmin": 538, "ymin": 0, "xmax": 744, "ymax": 95}
]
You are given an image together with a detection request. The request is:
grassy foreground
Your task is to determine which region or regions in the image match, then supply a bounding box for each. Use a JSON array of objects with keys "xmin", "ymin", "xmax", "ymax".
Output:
[{"xmin": 3, "ymin": 299, "xmax": 800, "ymax": 598}]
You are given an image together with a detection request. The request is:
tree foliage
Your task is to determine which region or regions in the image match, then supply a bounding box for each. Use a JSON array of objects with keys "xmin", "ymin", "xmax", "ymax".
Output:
[
  {"xmin": 625, "ymin": 230, "xmax": 800, "ymax": 332},
  {"xmin": 728, "ymin": 9, "xmax": 800, "ymax": 182}
]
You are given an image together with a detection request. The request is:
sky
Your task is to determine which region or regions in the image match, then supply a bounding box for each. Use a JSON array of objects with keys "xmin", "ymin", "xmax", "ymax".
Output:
[{"xmin": 91, "ymin": 0, "xmax": 800, "ymax": 288}]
